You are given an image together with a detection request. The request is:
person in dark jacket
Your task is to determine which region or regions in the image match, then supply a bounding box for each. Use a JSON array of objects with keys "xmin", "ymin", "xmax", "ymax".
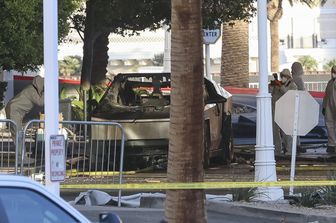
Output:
[
  {"xmin": 5, "ymin": 75, "xmax": 44, "ymax": 132},
  {"xmin": 5, "ymin": 74, "xmax": 44, "ymax": 164},
  {"xmin": 322, "ymin": 65, "xmax": 336, "ymax": 153}
]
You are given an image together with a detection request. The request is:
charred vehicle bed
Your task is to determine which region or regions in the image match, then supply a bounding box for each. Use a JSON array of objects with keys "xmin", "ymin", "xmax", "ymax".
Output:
[{"xmin": 91, "ymin": 73, "xmax": 233, "ymax": 168}]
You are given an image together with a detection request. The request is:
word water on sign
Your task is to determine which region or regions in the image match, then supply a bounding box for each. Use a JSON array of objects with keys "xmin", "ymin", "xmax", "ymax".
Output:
[{"xmin": 50, "ymin": 135, "xmax": 66, "ymax": 182}]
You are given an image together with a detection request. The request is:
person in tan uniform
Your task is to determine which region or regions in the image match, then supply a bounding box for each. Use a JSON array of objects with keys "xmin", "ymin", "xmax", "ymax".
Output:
[
  {"xmin": 270, "ymin": 72, "xmax": 283, "ymax": 155},
  {"xmin": 272, "ymin": 69, "xmax": 297, "ymax": 155},
  {"xmin": 322, "ymin": 65, "xmax": 336, "ymax": 153},
  {"xmin": 279, "ymin": 69, "xmax": 297, "ymax": 155}
]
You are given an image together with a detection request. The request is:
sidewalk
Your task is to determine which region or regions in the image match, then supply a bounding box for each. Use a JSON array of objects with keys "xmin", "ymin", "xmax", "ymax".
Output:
[{"xmin": 207, "ymin": 201, "xmax": 336, "ymax": 223}]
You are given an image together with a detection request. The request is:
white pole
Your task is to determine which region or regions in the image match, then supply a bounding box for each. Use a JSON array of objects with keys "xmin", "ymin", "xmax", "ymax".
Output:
[
  {"xmin": 255, "ymin": 0, "xmax": 284, "ymax": 200},
  {"xmin": 205, "ymin": 44, "xmax": 212, "ymax": 80},
  {"xmin": 43, "ymin": 0, "xmax": 60, "ymax": 195},
  {"xmin": 289, "ymin": 93, "xmax": 300, "ymax": 195},
  {"xmin": 163, "ymin": 25, "xmax": 171, "ymax": 73}
]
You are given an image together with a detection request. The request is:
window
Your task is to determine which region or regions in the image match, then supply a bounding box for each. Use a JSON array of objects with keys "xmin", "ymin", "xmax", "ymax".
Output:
[
  {"xmin": 232, "ymin": 104, "xmax": 256, "ymax": 114},
  {"xmin": 0, "ymin": 187, "xmax": 79, "ymax": 223}
]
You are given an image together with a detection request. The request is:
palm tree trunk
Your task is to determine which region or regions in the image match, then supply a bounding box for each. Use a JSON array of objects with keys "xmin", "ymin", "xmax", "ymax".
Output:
[
  {"xmin": 270, "ymin": 19, "xmax": 280, "ymax": 73},
  {"xmin": 164, "ymin": 0, "xmax": 206, "ymax": 222},
  {"xmin": 220, "ymin": 21, "xmax": 249, "ymax": 88},
  {"xmin": 81, "ymin": 0, "xmax": 95, "ymax": 91},
  {"xmin": 267, "ymin": 0, "xmax": 283, "ymax": 73},
  {"xmin": 91, "ymin": 32, "xmax": 109, "ymax": 85}
]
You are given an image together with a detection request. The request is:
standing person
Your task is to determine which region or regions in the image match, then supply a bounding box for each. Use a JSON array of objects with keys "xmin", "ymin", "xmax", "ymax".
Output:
[
  {"xmin": 291, "ymin": 61, "xmax": 305, "ymax": 153},
  {"xmin": 279, "ymin": 69, "xmax": 297, "ymax": 155},
  {"xmin": 5, "ymin": 74, "xmax": 44, "ymax": 164},
  {"xmin": 5, "ymin": 74, "xmax": 44, "ymax": 132},
  {"xmin": 270, "ymin": 72, "xmax": 283, "ymax": 155},
  {"xmin": 291, "ymin": 62, "xmax": 305, "ymax": 90},
  {"xmin": 322, "ymin": 65, "xmax": 336, "ymax": 153}
]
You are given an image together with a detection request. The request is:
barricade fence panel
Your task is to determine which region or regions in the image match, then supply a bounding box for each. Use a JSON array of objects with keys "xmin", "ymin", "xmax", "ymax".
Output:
[
  {"xmin": 249, "ymin": 81, "xmax": 328, "ymax": 91},
  {"xmin": 0, "ymin": 119, "xmax": 18, "ymax": 175},
  {"xmin": 21, "ymin": 120, "xmax": 125, "ymax": 188}
]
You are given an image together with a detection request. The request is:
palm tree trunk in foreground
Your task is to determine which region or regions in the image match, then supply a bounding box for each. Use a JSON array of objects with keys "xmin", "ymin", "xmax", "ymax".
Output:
[{"xmin": 164, "ymin": 0, "xmax": 206, "ymax": 222}]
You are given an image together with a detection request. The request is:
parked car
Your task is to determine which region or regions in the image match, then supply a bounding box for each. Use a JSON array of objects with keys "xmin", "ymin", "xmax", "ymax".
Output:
[
  {"xmin": 0, "ymin": 175, "xmax": 90, "ymax": 223},
  {"xmin": 0, "ymin": 175, "xmax": 122, "ymax": 223},
  {"xmin": 91, "ymin": 73, "xmax": 233, "ymax": 168},
  {"xmin": 225, "ymin": 87, "xmax": 328, "ymax": 146}
]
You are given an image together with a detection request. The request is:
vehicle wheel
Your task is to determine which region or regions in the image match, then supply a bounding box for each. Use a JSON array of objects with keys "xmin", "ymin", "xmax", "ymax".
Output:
[{"xmin": 203, "ymin": 120, "xmax": 211, "ymax": 169}]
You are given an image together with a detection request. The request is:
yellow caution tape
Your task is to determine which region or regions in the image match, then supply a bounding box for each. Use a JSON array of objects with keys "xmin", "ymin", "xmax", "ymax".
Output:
[
  {"xmin": 276, "ymin": 166, "xmax": 336, "ymax": 171},
  {"xmin": 63, "ymin": 164, "xmax": 336, "ymax": 177},
  {"xmin": 60, "ymin": 180, "xmax": 336, "ymax": 190},
  {"xmin": 65, "ymin": 169, "xmax": 136, "ymax": 177}
]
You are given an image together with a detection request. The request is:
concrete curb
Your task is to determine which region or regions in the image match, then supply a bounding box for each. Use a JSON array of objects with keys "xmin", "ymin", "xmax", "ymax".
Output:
[{"xmin": 207, "ymin": 201, "xmax": 336, "ymax": 223}]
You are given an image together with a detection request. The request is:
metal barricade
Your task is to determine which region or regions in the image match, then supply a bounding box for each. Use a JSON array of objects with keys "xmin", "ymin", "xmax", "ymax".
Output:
[
  {"xmin": 304, "ymin": 81, "xmax": 328, "ymax": 92},
  {"xmin": 0, "ymin": 119, "xmax": 19, "ymax": 175},
  {"xmin": 249, "ymin": 81, "xmax": 328, "ymax": 92},
  {"xmin": 21, "ymin": 120, "xmax": 125, "ymax": 205}
]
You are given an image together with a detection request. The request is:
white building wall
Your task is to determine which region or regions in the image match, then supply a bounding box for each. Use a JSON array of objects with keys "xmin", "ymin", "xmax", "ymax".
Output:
[{"xmin": 279, "ymin": 1, "xmax": 336, "ymax": 71}]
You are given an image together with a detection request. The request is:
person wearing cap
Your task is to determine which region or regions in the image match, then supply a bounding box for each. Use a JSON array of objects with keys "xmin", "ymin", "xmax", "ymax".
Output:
[
  {"xmin": 273, "ymin": 69, "xmax": 297, "ymax": 155},
  {"xmin": 322, "ymin": 65, "xmax": 336, "ymax": 153},
  {"xmin": 279, "ymin": 68, "xmax": 297, "ymax": 94}
]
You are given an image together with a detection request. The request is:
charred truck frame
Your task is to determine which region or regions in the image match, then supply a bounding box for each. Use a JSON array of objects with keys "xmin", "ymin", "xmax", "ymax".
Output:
[{"xmin": 91, "ymin": 73, "xmax": 233, "ymax": 169}]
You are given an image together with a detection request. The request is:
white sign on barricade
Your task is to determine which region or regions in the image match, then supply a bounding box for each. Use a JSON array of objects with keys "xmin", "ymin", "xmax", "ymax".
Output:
[{"xmin": 50, "ymin": 135, "xmax": 66, "ymax": 182}]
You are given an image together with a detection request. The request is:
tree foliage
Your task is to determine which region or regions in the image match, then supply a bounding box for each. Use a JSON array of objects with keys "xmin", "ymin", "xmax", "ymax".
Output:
[
  {"xmin": 297, "ymin": 55, "xmax": 318, "ymax": 71},
  {"xmin": 203, "ymin": 0, "xmax": 256, "ymax": 28},
  {"xmin": 323, "ymin": 59, "xmax": 336, "ymax": 72},
  {"xmin": 59, "ymin": 56, "xmax": 82, "ymax": 76},
  {"xmin": 77, "ymin": 0, "xmax": 256, "ymax": 89},
  {"xmin": 0, "ymin": 0, "xmax": 82, "ymax": 72}
]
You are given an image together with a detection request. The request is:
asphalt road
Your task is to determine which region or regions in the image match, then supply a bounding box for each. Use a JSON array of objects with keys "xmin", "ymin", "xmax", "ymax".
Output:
[{"xmin": 75, "ymin": 205, "xmax": 283, "ymax": 223}]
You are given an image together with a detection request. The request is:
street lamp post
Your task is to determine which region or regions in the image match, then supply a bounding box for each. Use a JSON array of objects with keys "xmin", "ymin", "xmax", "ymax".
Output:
[
  {"xmin": 43, "ymin": 0, "xmax": 60, "ymax": 196},
  {"xmin": 255, "ymin": 0, "xmax": 284, "ymax": 200}
]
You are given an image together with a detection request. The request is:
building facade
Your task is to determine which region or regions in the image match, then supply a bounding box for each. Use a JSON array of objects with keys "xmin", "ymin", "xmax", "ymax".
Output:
[{"xmin": 57, "ymin": 2, "xmax": 336, "ymax": 75}]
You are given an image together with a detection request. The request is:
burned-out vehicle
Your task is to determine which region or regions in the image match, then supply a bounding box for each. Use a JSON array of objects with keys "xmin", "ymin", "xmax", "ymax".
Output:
[{"xmin": 91, "ymin": 73, "xmax": 233, "ymax": 168}]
